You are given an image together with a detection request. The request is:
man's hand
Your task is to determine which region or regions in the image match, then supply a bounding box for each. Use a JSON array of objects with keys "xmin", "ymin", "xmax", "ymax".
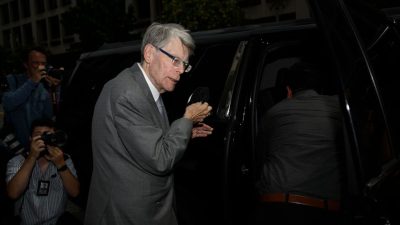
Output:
[
  {"xmin": 31, "ymin": 64, "xmax": 46, "ymax": 83},
  {"xmin": 45, "ymin": 145, "xmax": 80, "ymax": 197},
  {"xmin": 44, "ymin": 75, "xmax": 61, "ymax": 87},
  {"xmin": 30, "ymin": 135, "xmax": 46, "ymax": 159},
  {"xmin": 184, "ymin": 102, "xmax": 212, "ymax": 123},
  {"xmin": 45, "ymin": 146, "xmax": 65, "ymax": 168},
  {"xmin": 192, "ymin": 123, "xmax": 213, "ymax": 138}
]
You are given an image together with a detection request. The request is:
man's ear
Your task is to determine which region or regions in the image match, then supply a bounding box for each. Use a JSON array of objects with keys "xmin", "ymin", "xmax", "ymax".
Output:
[
  {"xmin": 286, "ymin": 86, "xmax": 293, "ymax": 99},
  {"xmin": 143, "ymin": 44, "xmax": 155, "ymax": 63}
]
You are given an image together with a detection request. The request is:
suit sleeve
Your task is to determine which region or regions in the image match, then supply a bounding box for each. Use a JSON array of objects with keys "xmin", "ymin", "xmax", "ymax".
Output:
[{"xmin": 113, "ymin": 94, "xmax": 193, "ymax": 176}]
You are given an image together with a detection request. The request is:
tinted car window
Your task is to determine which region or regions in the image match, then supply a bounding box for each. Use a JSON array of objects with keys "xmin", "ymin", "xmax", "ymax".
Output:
[
  {"xmin": 362, "ymin": 19, "xmax": 400, "ymax": 160},
  {"xmin": 310, "ymin": 0, "xmax": 399, "ymax": 186},
  {"xmin": 310, "ymin": 0, "xmax": 400, "ymax": 223},
  {"xmin": 341, "ymin": 0, "xmax": 400, "ymax": 178}
]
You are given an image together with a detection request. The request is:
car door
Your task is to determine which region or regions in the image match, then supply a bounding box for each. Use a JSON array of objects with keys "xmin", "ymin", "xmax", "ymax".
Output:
[
  {"xmin": 221, "ymin": 0, "xmax": 400, "ymax": 225},
  {"xmin": 165, "ymin": 40, "xmax": 243, "ymax": 225},
  {"xmin": 307, "ymin": 0, "xmax": 400, "ymax": 223},
  {"xmin": 218, "ymin": 23, "xmax": 338, "ymax": 224}
]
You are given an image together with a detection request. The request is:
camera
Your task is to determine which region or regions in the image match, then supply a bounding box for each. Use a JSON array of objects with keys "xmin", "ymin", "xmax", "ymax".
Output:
[
  {"xmin": 44, "ymin": 65, "xmax": 64, "ymax": 80},
  {"xmin": 41, "ymin": 130, "xmax": 68, "ymax": 147}
]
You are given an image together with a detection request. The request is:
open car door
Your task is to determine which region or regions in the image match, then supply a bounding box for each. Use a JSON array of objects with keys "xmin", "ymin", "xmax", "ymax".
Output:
[{"xmin": 309, "ymin": 0, "xmax": 400, "ymax": 224}]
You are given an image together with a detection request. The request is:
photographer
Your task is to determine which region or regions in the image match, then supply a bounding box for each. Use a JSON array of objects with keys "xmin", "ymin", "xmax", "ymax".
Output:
[
  {"xmin": 1, "ymin": 46, "xmax": 62, "ymax": 150},
  {"xmin": 6, "ymin": 118, "xmax": 80, "ymax": 225}
]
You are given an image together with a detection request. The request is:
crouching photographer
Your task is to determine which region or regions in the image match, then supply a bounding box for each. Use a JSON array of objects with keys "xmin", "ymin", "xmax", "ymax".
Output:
[{"xmin": 5, "ymin": 118, "xmax": 80, "ymax": 225}]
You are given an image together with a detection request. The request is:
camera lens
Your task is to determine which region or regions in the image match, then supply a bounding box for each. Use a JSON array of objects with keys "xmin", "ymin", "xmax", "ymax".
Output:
[{"xmin": 41, "ymin": 131, "xmax": 68, "ymax": 147}]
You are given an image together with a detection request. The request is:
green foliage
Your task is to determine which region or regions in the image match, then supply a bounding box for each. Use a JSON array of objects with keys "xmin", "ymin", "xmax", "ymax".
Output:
[
  {"xmin": 160, "ymin": 0, "xmax": 243, "ymax": 31},
  {"xmin": 61, "ymin": 0, "xmax": 137, "ymax": 52}
]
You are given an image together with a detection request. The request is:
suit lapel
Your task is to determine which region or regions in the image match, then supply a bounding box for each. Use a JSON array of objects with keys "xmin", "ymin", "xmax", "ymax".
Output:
[{"xmin": 129, "ymin": 64, "xmax": 170, "ymax": 131}]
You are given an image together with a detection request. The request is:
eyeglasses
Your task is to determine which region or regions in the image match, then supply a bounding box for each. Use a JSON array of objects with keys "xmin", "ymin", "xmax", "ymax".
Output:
[{"xmin": 157, "ymin": 47, "xmax": 192, "ymax": 73}]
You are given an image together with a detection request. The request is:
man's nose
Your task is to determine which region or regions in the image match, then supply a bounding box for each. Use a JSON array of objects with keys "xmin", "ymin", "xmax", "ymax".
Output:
[{"xmin": 176, "ymin": 64, "xmax": 185, "ymax": 74}]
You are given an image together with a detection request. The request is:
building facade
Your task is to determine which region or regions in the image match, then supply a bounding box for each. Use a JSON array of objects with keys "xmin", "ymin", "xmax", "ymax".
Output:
[{"xmin": 0, "ymin": 0, "xmax": 79, "ymax": 54}]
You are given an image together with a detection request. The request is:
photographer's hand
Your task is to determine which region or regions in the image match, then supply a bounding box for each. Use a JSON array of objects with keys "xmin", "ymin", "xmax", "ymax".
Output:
[
  {"xmin": 31, "ymin": 64, "xmax": 46, "ymax": 83},
  {"xmin": 44, "ymin": 75, "xmax": 61, "ymax": 87},
  {"xmin": 7, "ymin": 135, "xmax": 45, "ymax": 199},
  {"xmin": 30, "ymin": 135, "xmax": 46, "ymax": 159},
  {"xmin": 7, "ymin": 136, "xmax": 46, "ymax": 200},
  {"xmin": 46, "ymin": 145, "xmax": 80, "ymax": 197},
  {"xmin": 45, "ymin": 146, "xmax": 65, "ymax": 168}
]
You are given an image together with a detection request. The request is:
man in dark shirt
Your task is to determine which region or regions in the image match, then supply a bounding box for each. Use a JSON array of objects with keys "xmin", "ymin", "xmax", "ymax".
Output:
[
  {"xmin": 2, "ymin": 47, "xmax": 60, "ymax": 149},
  {"xmin": 255, "ymin": 62, "xmax": 343, "ymax": 225}
]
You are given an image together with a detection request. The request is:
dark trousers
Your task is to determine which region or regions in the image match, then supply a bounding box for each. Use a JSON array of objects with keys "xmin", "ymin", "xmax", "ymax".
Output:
[{"xmin": 252, "ymin": 202, "xmax": 344, "ymax": 225}]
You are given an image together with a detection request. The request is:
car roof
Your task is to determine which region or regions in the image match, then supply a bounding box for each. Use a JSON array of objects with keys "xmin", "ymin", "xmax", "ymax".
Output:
[{"xmin": 77, "ymin": 18, "xmax": 317, "ymax": 60}]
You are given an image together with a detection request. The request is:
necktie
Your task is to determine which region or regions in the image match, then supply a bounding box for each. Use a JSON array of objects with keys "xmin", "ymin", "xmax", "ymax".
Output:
[{"xmin": 156, "ymin": 97, "xmax": 169, "ymax": 125}]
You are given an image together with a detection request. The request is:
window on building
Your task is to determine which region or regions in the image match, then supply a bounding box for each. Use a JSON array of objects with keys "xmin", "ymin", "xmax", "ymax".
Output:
[
  {"xmin": 21, "ymin": 0, "xmax": 31, "ymax": 18},
  {"xmin": 36, "ymin": 19, "xmax": 47, "ymax": 44},
  {"xmin": 12, "ymin": 27, "xmax": 22, "ymax": 47},
  {"xmin": 22, "ymin": 23, "xmax": 33, "ymax": 45},
  {"xmin": 10, "ymin": 0, "xmax": 20, "ymax": 22},
  {"xmin": 36, "ymin": 0, "xmax": 45, "ymax": 14},
  {"xmin": 1, "ymin": 4, "xmax": 10, "ymax": 25},
  {"xmin": 61, "ymin": 12, "xmax": 74, "ymax": 43},
  {"xmin": 49, "ymin": 15, "xmax": 60, "ymax": 46},
  {"xmin": 48, "ymin": 0, "xmax": 58, "ymax": 10}
]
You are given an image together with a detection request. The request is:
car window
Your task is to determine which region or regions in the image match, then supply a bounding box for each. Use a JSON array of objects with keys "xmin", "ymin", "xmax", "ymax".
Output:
[
  {"xmin": 348, "ymin": 26, "xmax": 400, "ymax": 187},
  {"xmin": 310, "ymin": 0, "xmax": 399, "ymax": 187},
  {"xmin": 363, "ymin": 20, "xmax": 400, "ymax": 159},
  {"xmin": 216, "ymin": 41, "xmax": 247, "ymax": 120}
]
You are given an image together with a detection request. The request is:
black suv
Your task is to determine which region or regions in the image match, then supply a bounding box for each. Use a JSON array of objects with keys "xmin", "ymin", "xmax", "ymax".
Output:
[{"xmin": 57, "ymin": 0, "xmax": 400, "ymax": 224}]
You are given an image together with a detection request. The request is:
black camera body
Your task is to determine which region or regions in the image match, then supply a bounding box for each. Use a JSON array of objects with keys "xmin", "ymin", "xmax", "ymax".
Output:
[
  {"xmin": 41, "ymin": 130, "xmax": 68, "ymax": 147},
  {"xmin": 45, "ymin": 65, "xmax": 64, "ymax": 80}
]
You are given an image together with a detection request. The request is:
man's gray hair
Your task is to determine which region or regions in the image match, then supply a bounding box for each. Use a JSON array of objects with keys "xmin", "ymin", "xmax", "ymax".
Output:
[{"xmin": 141, "ymin": 22, "xmax": 195, "ymax": 61}]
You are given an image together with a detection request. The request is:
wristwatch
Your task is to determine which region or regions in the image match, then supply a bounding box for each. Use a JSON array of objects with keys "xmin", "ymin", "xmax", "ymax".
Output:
[{"xmin": 57, "ymin": 164, "xmax": 68, "ymax": 172}]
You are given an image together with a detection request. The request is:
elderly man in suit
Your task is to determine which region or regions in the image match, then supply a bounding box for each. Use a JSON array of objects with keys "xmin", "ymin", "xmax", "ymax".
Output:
[{"xmin": 84, "ymin": 23, "xmax": 213, "ymax": 225}]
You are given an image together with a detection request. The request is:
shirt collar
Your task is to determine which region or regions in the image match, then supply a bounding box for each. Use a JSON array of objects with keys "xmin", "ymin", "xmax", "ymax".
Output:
[{"xmin": 137, "ymin": 63, "xmax": 160, "ymax": 102}]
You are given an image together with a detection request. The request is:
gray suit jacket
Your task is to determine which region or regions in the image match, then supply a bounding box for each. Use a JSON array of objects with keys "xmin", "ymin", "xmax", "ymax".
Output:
[{"xmin": 84, "ymin": 63, "xmax": 193, "ymax": 225}]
